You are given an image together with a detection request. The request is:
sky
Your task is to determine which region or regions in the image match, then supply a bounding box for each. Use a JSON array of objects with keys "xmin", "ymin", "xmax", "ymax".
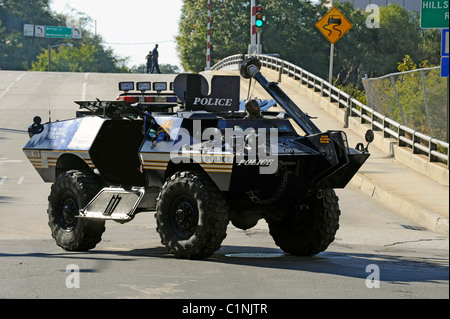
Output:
[{"xmin": 49, "ymin": 0, "xmax": 184, "ymax": 69}]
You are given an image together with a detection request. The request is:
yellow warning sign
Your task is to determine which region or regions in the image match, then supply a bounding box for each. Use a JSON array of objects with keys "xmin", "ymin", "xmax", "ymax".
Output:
[{"xmin": 315, "ymin": 7, "xmax": 353, "ymax": 44}]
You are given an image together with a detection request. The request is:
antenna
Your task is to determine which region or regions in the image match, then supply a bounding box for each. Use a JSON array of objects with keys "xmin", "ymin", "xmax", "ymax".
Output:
[{"xmin": 48, "ymin": 97, "xmax": 52, "ymax": 122}]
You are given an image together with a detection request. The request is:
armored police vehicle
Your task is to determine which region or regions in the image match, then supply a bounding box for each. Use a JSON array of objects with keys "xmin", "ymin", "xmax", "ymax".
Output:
[{"xmin": 23, "ymin": 58, "xmax": 372, "ymax": 259}]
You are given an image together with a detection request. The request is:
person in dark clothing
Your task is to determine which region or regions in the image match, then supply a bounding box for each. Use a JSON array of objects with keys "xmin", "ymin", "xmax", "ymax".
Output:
[
  {"xmin": 244, "ymin": 99, "xmax": 261, "ymax": 119},
  {"xmin": 145, "ymin": 51, "xmax": 153, "ymax": 74},
  {"xmin": 151, "ymin": 44, "xmax": 161, "ymax": 74}
]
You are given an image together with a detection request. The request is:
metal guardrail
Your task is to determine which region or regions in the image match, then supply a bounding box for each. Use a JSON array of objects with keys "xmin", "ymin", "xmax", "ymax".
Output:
[{"xmin": 212, "ymin": 54, "xmax": 449, "ymax": 169}]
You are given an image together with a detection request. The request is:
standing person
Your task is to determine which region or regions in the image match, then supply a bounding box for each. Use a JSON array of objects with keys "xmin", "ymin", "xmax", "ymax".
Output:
[
  {"xmin": 145, "ymin": 51, "xmax": 153, "ymax": 74},
  {"xmin": 151, "ymin": 44, "xmax": 161, "ymax": 74}
]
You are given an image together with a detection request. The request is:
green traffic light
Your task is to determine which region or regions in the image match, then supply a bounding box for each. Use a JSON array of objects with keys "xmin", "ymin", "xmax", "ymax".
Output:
[{"xmin": 256, "ymin": 20, "xmax": 263, "ymax": 27}]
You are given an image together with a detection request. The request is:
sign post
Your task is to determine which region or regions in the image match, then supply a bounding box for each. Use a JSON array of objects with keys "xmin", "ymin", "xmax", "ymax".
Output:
[
  {"xmin": 315, "ymin": 7, "xmax": 353, "ymax": 84},
  {"xmin": 442, "ymin": 28, "xmax": 449, "ymax": 142}
]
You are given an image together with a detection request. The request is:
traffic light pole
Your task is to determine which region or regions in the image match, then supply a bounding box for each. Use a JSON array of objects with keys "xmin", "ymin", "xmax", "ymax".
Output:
[
  {"xmin": 257, "ymin": 30, "xmax": 261, "ymax": 55},
  {"xmin": 206, "ymin": 0, "xmax": 211, "ymax": 70},
  {"xmin": 249, "ymin": 0, "xmax": 257, "ymax": 56}
]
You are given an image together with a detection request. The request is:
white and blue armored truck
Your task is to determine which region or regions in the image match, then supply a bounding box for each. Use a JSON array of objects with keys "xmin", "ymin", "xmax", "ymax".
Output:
[{"xmin": 23, "ymin": 58, "xmax": 372, "ymax": 259}]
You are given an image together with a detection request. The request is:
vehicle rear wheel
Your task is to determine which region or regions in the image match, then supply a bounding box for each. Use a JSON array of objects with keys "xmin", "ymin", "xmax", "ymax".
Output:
[
  {"xmin": 267, "ymin": 189, "xmax": 340, "ymax": 256},
  {"xmin": 155, "ymin": 171, "xmax": 229, "ymax": 259},
  {"xmin": 48, "ymin": 170, "xmax": 105, "ymax": 251}
]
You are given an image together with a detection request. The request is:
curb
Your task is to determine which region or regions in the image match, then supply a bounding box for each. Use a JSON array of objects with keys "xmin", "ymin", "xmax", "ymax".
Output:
[{"xmin": 350, "ymin": 173, "xmax": 449, "ymax": 235}]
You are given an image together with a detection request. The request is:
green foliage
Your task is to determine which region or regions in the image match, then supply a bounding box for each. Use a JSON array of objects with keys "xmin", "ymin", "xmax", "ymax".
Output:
[
  {"xmin": 176, "ymin": 1, "xmax": 441, "ymax": 89},
  {"xmin": 0, "ymin": 0, "xmax": 63, "ymax": 70},
  {"xmin": 0, "ymin": 0, "xmax": 129, "ymax": 72},
  {"xmin": 263, "ymin": 0, "xmax": 330, "ymax": 78},
  {"xmin": 337, "ymin": 83, "xmax": 367, "ymax": 105},
  {"xmin": 30, "ymin": 35, "xmax": 129, "ymax": 73},
  {"xmin": 363, "ymin": 55, "xmax": 447, "ymax": 140},
  {"xmin": 177, "ymin": 0, "xmax": 248, "ymax": 72}
]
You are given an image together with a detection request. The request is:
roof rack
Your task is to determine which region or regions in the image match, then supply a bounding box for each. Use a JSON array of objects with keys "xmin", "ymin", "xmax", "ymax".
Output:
[{"xmin": 75, "ymin": 99, "xmax": 178, "ymax": 119}]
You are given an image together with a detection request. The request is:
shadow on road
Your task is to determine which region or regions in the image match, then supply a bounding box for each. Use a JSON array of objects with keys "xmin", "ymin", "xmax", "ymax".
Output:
[{"xmin": 1, "ymin": 243, "xmax": 447, "ymax": 284}]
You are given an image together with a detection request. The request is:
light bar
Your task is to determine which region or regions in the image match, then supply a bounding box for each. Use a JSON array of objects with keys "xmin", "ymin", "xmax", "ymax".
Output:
[{"xmin": 118, "ymin": 96, "xmax": 178, "ymax": 103}]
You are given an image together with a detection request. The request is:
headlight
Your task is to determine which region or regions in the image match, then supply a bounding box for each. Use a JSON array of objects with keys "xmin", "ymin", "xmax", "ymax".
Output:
[
  {"xmin": 153, "ymin": 82, "xmax": 167, "ymax": 91},
  {"xmin": 119, "ymin": 81, "xmax": 134, "ymax": 92},
  {"xmin": 137, "ymin": 82, "xmax": 151, "ymax": 92}
]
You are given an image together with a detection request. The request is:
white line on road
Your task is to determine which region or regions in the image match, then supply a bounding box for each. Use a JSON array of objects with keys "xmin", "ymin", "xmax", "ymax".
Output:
[
  {"xmin": 0, "ymin": 73, "xmax": 27, "ymax": 101},
  {"xmin": 0, "ymin": 159, "xmax": 23, "ymax": 164},
  {"xmin": 0, "ymin": 176, "xmax": 7, "ymax": 185},
  {"xmin": 17, "ymin": 176, "xmax": 24, "ymax": 185},
  {"xmin": 81, "ymin": 73, "xmax": 90, "ymax": 100}
]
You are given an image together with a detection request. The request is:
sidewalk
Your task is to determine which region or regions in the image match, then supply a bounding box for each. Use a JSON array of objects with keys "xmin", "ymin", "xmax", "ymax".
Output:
[{"xmin": 254, "ymin": 68, "xmax": 449, "ymax": 235}]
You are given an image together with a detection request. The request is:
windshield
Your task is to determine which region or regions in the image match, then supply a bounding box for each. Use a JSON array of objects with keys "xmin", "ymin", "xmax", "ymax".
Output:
[{"xmin": 218, "ymin": 119, "xmax": 295, "ymax": 134}]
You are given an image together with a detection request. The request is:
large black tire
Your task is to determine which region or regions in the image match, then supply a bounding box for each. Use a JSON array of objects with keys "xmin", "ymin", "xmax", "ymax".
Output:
[
  {"xmin": 155, "ymin": 171, "xmax": 229, "ymax": 259},
  {"xmin": 267, "ymin": 189, "xmax": 340, "ymax": 256},
  {"xmin": 48, "ymin": 170, "xmax": 105, "ymax": 251}
]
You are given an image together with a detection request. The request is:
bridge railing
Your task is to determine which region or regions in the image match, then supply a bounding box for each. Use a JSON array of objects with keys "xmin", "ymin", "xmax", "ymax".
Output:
[{"xmin": 211, "ymin": 54, "xmax": 449, "ymax": 169}]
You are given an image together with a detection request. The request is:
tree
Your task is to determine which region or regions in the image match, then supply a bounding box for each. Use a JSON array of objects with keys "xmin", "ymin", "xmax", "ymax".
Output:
[
  {"xmin": 176, "ymin": 0, "xmax": 333, "ymax": 74},
  {"xmin": 0, "ymin": 0, "xmax": 130, "ymax": 72},
  {"xmin": 30, "ymin": 41, "xmax": 129, "ymax": 73},
  {"xmin": 177, "ymin": 0, "xmax": 249, "ymax": 72},
  {"xmin": 176, "ymin": 1, "xmax": 441, "ymax": 89},
  {"xmin": 263, "ymin": 0, "xmax": 330, "ymax": 78},
  {"xmin": 0, "ymin": 0, "xmax": 63, "ymax": 70},
  {"xmin": 29, "ymin": 24, "xmax": 129, "ymax": 73}
]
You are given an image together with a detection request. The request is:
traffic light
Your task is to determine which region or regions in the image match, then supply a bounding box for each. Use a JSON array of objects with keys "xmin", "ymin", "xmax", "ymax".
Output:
[{"xmin": 255, "ymin": 5, "xmax": 263, "ymax": 29}]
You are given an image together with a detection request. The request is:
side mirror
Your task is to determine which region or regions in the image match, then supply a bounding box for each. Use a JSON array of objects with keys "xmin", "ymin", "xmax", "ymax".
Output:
[
  {"xmin": 356, "ymin": 130, "xmax": 374, "ymax": 153},
  {"xmin": 365, "ymin": 129, "xmax": 374, "ymax": 144},
  {"xmin": 362, "ymin": 129, "xmax": 374, "ymax": 153}
]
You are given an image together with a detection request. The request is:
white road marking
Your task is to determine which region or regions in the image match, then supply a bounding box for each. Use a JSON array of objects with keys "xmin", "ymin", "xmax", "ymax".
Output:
[
  {"xmin": 0, "ymin": 159, "xmax": 23, "ymax": 164},
  {"xmin": 17, "ymin": 176, "xmax": 24, "ymax": 185},
  {"xmin": 0, "ymin": 73, "xmax": 27, "ymax": 101},
  {"xmin": 81, "ymin": 73, "xmax": 90, "ymax": 100},
  {"xmin": 0, "ymin": 176, "xmax": 7, "ymax": 185}
]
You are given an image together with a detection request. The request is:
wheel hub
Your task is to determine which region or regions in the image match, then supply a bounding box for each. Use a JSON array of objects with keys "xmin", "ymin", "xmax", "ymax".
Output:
[
  {"xmin": 58, "ymin": 193, "xmax": 78, "ymax": 231},
  {"xmin": 170, "ymin": 197, "xmax": 198, "ymax": 238}
]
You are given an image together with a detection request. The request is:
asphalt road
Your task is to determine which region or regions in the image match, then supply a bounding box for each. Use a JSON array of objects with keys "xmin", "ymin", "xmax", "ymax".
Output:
[{"xmin": 0, "ymin": 71, "xmax": 448, "ymax": 301}]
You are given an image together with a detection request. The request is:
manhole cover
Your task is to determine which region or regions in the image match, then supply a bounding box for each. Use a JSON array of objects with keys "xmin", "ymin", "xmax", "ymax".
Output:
[{"xmin": 225, "ymin": 252, "xmax": 285, "ymax": 258}]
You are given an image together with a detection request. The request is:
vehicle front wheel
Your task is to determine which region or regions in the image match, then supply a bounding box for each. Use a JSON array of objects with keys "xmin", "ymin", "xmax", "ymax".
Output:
[
  {"xmin": 47, "ymin": 170, "xmax": 105, "ymax": 251},
  {"xmin": 267, "ymin": 189, "xmax": 340, "ymax": 256},
  {"xmin": 155, "ymin": 171, "xmax": 229, "ymax": 259}
]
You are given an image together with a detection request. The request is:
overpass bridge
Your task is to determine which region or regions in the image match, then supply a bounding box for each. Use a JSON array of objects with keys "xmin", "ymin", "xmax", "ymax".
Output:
[{"xmin": 0, "ymin": 56, "xmax": 448, "ymax": 235}]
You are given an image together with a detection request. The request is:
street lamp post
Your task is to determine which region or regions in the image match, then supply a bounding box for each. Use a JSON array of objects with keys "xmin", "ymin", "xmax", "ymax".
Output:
[{"xmin": 48, "ymin": 43, "xmax": 73, "ymax": 71}]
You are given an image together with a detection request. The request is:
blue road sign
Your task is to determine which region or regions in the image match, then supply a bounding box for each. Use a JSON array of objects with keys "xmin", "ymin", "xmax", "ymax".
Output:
[
  {"xmin": 442, "ymin": 29, "xmax": 449, "ymax": 57},
  {"xmin": 441, "ymin": 29, "xmax": 449, "ymax": 77},
  {"xmin": 441, "ymin": 56, "xmax": 449, "ymax": 78}
]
